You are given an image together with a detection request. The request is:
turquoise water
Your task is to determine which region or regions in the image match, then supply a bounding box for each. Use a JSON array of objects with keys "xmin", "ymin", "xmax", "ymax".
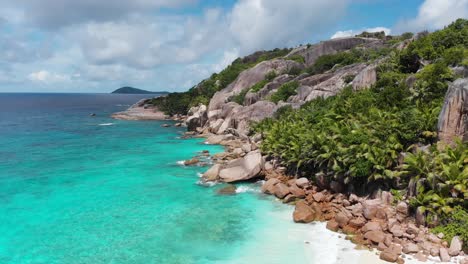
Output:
[{"xmin": 0, "ymin": 94, "xmax": 318, "ymax": 264}]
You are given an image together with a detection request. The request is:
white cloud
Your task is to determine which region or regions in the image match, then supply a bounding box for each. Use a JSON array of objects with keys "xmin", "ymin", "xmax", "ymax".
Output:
[
  {"xmin": 28, "ymin": 70, "xmax": 70, "ymax": 83},
  {"xmin": 8, "ymin": 0, "xmax": 195, "ymax": 29},
  {"xmin": 0, "ymin": 0, "xmax": 354, "ymax": 92},
  {"xmin": 394, "ymin": 0, "xmax": 468, "ymax": 32},
  {"xmin": 73, "ymin": 9, "xmax": 228, "ymax": 69},
  {"xmin": 229, "ymin": 0, "xmax": 348, "ymax": 53},
  {"xmin": 331, "ymin": 27, "xmax": 391, "ymax": 39}
]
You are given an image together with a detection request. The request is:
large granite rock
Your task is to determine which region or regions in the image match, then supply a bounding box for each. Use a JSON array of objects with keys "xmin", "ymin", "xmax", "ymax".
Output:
[
  {"xmin": 186, "ymin": 104, "xmax": 208, "ymax": 131},
  {"xmin": 231, "ymin": 101, "xmax": 279, "ymax": 135},
  {"xmin": 218, "ymin": 150, "xmax": 263, "ymax": 182},
  {"xmin": 208, "ymin": 59, "xmax": 302, "ymax": 112},
  {"xmin": 352, "ymin": 64, "xmax": 377, "ymax": 90},
  {"xmin": 438, "ymin": 78, "xmax": 468, "ymax": 144},
  {"xmin": 244, "ymin": 74, "xmax": 295, "ymax": 106},
  {"xmin": 202, "ymin": 164, "xmax": 222, "ymax": 181},
  {"xmin": 289, "ymin": 63, "xmax": 368, "ymax": 103},
  {"xmin": 293, "ymin": 200, "xmax": 316, "ymax": 223},
  {"xmin": 287, "ymin": 37, "xmax": 382, "ymax": 66}
]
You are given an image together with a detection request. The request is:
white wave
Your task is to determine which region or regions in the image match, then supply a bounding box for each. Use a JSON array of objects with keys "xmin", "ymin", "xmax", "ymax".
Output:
[
  {"xmin": 98, "ymin": 123, "xmax": 114, "ymax": 126},
  {"xmin": 235, "ymin": 185, "xmax": 261, "ymax": 193},
  {"xmin": 176, "ymin": 160, "xmax": 186, "ymax": 166},
  {"xmin": 196, "ymin": 180, "xmax": 218, "ymax": 187},
  {"xmin": 197, "ymin": 172, "xmax": 203, "ymax": 178}
]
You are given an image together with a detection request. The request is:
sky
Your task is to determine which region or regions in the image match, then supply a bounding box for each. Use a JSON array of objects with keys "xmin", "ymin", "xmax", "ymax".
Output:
[{"xmin": 0, "ymin": 0, "xmax": 466, "ymax": 93}]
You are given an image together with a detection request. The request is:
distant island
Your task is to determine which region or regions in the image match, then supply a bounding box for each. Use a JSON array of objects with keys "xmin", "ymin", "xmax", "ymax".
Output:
[{"xmin": 111, "ymin": 87, "xmax": 169, "ymax": 94}]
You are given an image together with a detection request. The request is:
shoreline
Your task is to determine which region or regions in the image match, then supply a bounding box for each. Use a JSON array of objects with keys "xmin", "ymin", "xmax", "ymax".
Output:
[
  {"xmin": 186, "ymin": 130, "xmax": 465, "ymax": 264},
  {"xmin": 113, "ymin": 102, "xmax": 466, "ymax": 264}
]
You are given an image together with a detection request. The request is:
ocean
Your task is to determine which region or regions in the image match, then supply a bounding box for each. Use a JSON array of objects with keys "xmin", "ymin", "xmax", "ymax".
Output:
[{"xmin": 0, "ymin": 93, "xmax": 384, "ymax": 264}]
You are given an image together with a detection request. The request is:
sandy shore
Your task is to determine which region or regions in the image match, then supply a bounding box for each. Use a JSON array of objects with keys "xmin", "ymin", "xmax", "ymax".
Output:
[{"xmin": 111, "ymin": 98, "xmax": 168, "ymax": 120}]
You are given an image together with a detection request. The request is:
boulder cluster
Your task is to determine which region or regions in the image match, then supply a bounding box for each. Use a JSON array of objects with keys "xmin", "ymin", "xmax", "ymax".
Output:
[
  {"xmin": 190, "ymin": 129, "xmax": 466, "ymax": 263},
  {"xmin": 262, "ymin": 173, "xmax": 466, "ymax": 263}
]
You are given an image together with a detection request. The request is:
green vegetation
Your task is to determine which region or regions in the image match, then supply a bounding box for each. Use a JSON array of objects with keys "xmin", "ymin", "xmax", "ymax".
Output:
[
  {"xmin": 150, "ymin": 48, "xmax": 291, "ymax": 115},
  {"xmin": 249, "ymin": 71, "xmax": 277, "ymax": 93},
  {"xmin": 432, "ymin": 206, "xmax": 468, "ymax": 250},
  {"xmin": 253, "ymin": 19, "xmax": 468, "ymax": 225},
  {"xmin": 306, "ymin": 51, "xmax": 361, "ymax": 75},
  {"xmin": 343, "ymin": 74, "xmax": 355, "ymax": 84},
  {"xmin": 305, "ymin": 47, "xmax": 393, "ymax": 75},
  {"xmin": 403, "ymin": 141, "xmax": 467, "ymax": 215},
  {"xmin": 287, "ymin": 54, "xmax": 305, "ymax": 64},
  {"xmin": 230, "ymin": 71, "xmax": 279, "ymax": 105},
  {"xmin": 355, "ymin": 31, "xmax": 386, "ymax": 39},
  {"xmin": 231, "ymin": 89, "xmax": 249, "ymax": 105},
  {"xmin": 269, "ymin": 81, "xmax": 299, "ymax": 103}
]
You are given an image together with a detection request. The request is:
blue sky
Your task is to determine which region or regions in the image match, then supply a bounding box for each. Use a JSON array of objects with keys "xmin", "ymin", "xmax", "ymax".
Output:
[{"xmin": 0, "ymin": 0, "xmax": 466, "ymax": 93}]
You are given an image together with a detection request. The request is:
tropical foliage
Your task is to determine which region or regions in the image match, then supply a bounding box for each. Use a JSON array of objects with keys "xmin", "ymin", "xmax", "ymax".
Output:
[
  {"xmin": 403, "ymin": 141, "xmax": 468, "ymax": 216},
  {"xmin": 431, "ymin": 206, "xmax": 468, "ymax": 250},
  {"xmin": 253, "ymin": 19, "xmax": 468, "ymax": 196}
]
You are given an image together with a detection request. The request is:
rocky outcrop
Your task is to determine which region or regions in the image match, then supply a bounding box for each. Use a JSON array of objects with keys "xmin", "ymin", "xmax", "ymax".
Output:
[
  {"xmin": 244, "ymin": 74, "xmax": 295, "ymax": 106},
  {"xmin": 209, "ymin": 59, "xmax": 303, "ymax": 111},
  {"xmin": 112, "ymin": 98, "xmax": 168, "ymax": 120},
  {"xmin": 289, "ymin": 63, "xmax": 369, "ymax": 103},
  {"xmin": 352, "ymin": 64, "xmax": 377, "ymax": 90},
  {"xmin": 218, "ymin": 150, "xmax": 263, "ymax": 182},
  {"xmin": 438, "ymin": 78, "xmax": 468, "ymax": 144},
  {"xmin": 286, "ymin": 37, "xmax": 382, "ymax": 66},
  {"xmin": 186, "ymin": 104, "xmax": 208, "ymax": 131}
]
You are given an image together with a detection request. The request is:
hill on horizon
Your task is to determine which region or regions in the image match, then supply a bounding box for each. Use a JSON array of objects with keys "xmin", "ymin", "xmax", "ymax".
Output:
[{"xmin": 111, "ymin": 87, "xmax": 169, "ymax": 94}]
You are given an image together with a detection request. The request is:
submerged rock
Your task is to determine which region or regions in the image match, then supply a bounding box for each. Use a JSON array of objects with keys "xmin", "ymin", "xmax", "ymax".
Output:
[
  {"xmin": 217, "ymin": 185, "xmax": 237, "ymax": 195},
  {"xmin": 184, "ymin": 158, "xmax": 200, "ymax": 166}
]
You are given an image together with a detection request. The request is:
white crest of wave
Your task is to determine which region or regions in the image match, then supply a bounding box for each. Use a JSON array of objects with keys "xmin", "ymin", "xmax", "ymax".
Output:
[
  {"xmin": 98, "ymin": 123, "xmax": 114, "ymax": 126},
  {"xmin": 235, "ymin": 185, "xmax": 260, "ymax": 193}
]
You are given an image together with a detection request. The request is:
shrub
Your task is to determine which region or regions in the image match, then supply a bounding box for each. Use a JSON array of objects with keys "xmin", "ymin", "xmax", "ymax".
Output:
[
  {"xmin": 249, "ymin": 80, "xmax": 269, "ymax": 93},
  {"xmin": 356, "ymin": 31, "xmax": 386, "ymax": 39},
  {"xmin": 265, "ymin": 71, "xmax": 277, "ymax": 81},
  {"xmin": 306, "ymin": 51, "xmax": 360, "ymax": 75},
  {"xmin": 401, "ymin": 32, "xmax": 414, "ymax": 40},
  {"xmin": 343, "ymin": 74, "xmax": 355, "ymax": 84},
  {"xmin": 431, "ymin": 207, "xmax": 468, "ymax": 250},
  {"xmin": 287, "ymin": 55, "xmax": 306, "ymax": 64},
  {"xmin": 411, "ymin": 62, "xmax": 454, "ymax": 101},
  {"xmin": 231, "ymin": 89, "xmax": 249, "ymax": 105},
  {"xmin": 402, "ymin": 140, "xmax": 468, "ymax": 215},
  {"xmin": 287, "ymin": 66, "xmax": 302, "ymax": 76},
  {"xmin": 442, "ymin": 46, "xmax": 467, "ymax": 66},
  {"xmin": 269, "ymin": 81, "xmax": 299, "ymax": 103}
]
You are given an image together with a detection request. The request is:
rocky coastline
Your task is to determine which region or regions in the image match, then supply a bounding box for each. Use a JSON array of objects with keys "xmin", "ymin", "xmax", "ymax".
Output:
[
  {"xmin": 179, "ymin": 130, "xmax": 467, "ymax": 264},
  {"xmin": 112, "ymin": 98, "xmax": 168, "ymax": 120},
  {"xmin": 113, "ymin": 77, "xmax": 467, "ymax": 264},
  {"xmin": 113, "ymin": 28, "xmax": 468, "ymax": 263}
]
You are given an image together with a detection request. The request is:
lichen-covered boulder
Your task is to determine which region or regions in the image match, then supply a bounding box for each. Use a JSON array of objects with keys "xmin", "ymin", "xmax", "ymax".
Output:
[{"xmin": 438, "ymin": 78, "xmax": 468, "ymax": 144}]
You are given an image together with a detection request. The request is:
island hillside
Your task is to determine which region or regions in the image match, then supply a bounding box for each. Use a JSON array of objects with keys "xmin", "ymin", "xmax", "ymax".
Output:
[{"xmin": 127, "ymin": 19, "xmax": 468, "ymax": 263}]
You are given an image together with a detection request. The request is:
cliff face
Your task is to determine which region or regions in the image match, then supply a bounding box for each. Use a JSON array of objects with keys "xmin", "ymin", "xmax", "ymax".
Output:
[{"xmin": 189, "ymin": 37, "xmax": 383, "ymax": 135}]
